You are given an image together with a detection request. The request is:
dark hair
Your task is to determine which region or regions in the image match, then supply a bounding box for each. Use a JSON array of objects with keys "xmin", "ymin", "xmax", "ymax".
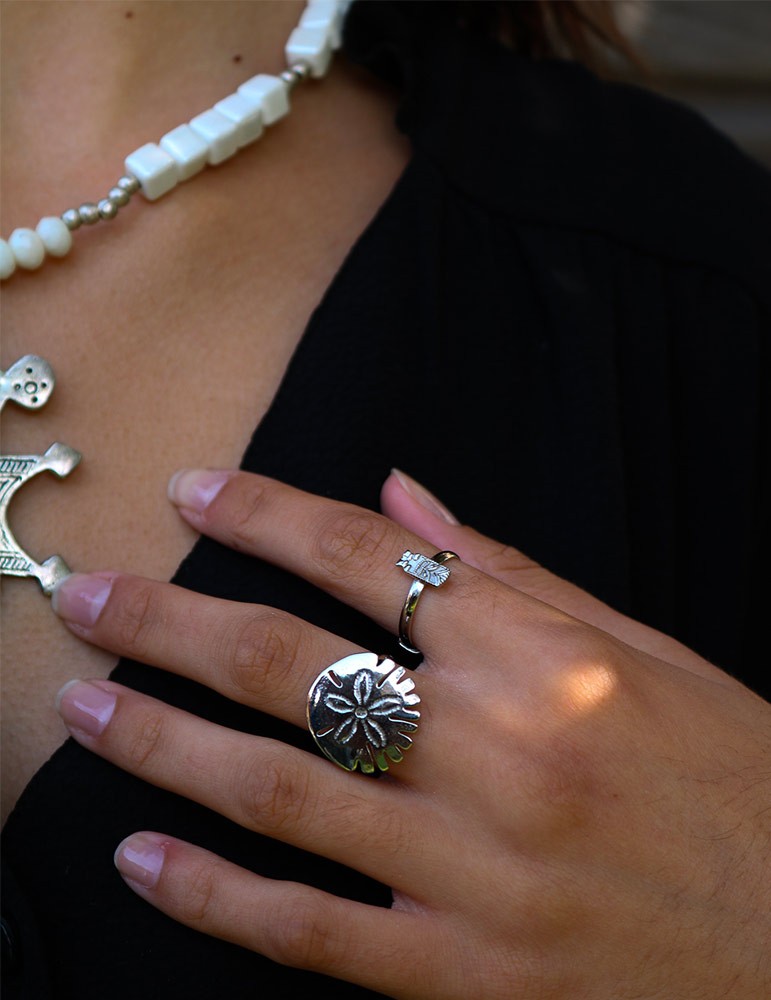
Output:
[{"xmin": 453, "ymin": 1, "xmax": 642, "ymax": 75}]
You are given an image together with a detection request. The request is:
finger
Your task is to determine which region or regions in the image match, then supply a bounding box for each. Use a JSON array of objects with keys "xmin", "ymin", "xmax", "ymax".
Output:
[
  {"xmin": 167, "ymin": 470, "xmax": 564, "ymax": 665},
  {"xmin": 52, "ymin": 572, "xmax": 358, "ymax": 727},
  {"xmin": 113, "ymin": 833, "xmax": 452, "ymax": 1000},
  {"xmin": 381, "ymin": 469, "xmax": 730, "ymax": 683},
  {"xmin": 56, "ymin": 680, "xmax": 444, "ymax": 888}
]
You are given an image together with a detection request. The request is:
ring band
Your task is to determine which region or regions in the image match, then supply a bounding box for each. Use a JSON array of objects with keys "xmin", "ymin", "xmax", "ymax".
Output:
[
  {"xmin": 396, "ymin": 549, "xmax": 458, "ymax": 655},
  {"xmin": 307, "ymin": 652, "xmax": 420, "ymax": 773}
]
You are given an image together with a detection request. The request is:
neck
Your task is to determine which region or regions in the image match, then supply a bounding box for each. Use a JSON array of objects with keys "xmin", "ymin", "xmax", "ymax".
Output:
[{"xmin": 1, "ymin": 1, "xmax": 306, "ymax": 172}]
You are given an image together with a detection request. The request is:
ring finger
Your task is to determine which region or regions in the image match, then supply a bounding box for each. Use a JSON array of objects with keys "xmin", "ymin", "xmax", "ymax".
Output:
[{"xmin": 53, "ymin": 572, "xmax": 452, "ymax": 777}]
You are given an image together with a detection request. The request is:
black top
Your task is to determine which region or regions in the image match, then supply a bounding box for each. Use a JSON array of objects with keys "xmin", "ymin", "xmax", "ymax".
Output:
[{"xmin": 3, "ymin": 3, "xmax": 769, "ymax": 997}]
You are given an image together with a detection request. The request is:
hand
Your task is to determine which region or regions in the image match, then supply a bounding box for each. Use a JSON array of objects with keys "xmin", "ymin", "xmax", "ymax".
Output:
[{"xmin": 52, "ymin": 469, "xmax": 771, "ymax": 999}]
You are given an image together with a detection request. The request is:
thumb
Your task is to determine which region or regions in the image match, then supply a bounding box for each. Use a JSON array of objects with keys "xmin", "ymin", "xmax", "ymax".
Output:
[{"xmin": 381, "ymin": 469, "xmax": 726, "ymax": 682}]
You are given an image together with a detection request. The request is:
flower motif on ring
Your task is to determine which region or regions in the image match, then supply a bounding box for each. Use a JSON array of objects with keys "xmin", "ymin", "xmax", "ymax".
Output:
[{"xmin": 324, "ymin": 670, "xmax": 405, "ymax": 749}]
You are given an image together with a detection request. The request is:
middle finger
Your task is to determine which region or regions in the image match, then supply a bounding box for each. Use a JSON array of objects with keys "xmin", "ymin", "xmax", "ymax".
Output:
[
  {"xmin": 53, "ymin": 573, "xmax": 359, "ymax": 729},
  {"xmin": 169, "ymin": 470, "xmax": 538, "ymax": 663}
]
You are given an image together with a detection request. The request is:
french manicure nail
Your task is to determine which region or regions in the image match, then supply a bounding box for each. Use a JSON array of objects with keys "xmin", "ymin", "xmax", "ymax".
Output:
[
  {"xmin": 56, "ymin": 679, "xmax": 117, "ymax": 736},
  {"xmin": 391, "ymin": 468, "xmax": 460, "ymax": 525},
  {"xmin": 114, "ymin": 833, "xmax": 167, "ymax": 889},
  {"xmin": 51, "ymin": 573, "xmax": 112, "ymax": 627},
  {"xmin": 167, "ymin": 469, "xmax": 232, "ymax": 512}
]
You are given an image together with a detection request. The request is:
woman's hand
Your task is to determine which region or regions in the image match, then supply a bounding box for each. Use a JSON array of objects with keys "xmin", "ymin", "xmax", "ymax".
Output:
[{"xmin": 51, "ymin": 469, "xmax": 771, "ymax": 999}]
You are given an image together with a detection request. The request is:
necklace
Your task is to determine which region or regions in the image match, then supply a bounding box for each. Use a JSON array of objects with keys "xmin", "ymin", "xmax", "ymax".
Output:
[
  {"xmin": 0, "ymin": 0, "xmax": 350, "ymax": 593},
  {"xmin": 0, "ymin": 0, "xmax": 349, "ymax": 279}
]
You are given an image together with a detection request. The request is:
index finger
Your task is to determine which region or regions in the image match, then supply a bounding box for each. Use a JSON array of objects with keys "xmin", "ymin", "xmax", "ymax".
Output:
[{"xmin": 167, "ymin": 470, "xmax": 559, "ymax": 665}]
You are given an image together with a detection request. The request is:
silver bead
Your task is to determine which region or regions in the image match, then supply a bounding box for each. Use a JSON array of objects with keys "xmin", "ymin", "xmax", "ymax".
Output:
[
  {"xmin": 98, "ymin": 198, "xmax": 119, "ymax": 220},
  {"xmin": 62, "ymin": 209, "xmax": 82, "ymax": 230},
  {"xmin": 290, "ymin": 60, "xmax": 312, "ymax": 80},
  {"xmin": 78, "ymin": 203, "xmax": 100, "ymax": 225},
  {"xmin": 280, "ymin": 61, "xmax": 311, "ymax": 90},
  {"xmin": 116, "ymin": 174, "xmax": 140, "ymax": 194},
  {"xmin": 108, "ymin": 186, "xmax": 131, "ymax": 207}
]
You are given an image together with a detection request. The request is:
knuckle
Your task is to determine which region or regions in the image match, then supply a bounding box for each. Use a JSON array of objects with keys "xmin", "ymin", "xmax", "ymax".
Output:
[
  {"xmin": 268, "ymin": 892, "xmax": 337, "ymax": 970},
  {"xmin": 227, "ymin": 477, "xmax": 268, "ymax": 551},
  {"xmin": 176, "ymin": 860, "xmax": 217, "ymax": 926},
  {"xmin": 238, "ymin": 750, "xmax": 312, "ymax": 837},
  {"xmin": 484, "ymin": 541, "xmax": 539, "ymax": 579},
  {"xmin": 522, "ymin": 627, "xmax": 625, "ymax": 818},
  {"xmin": 125, "ymin": 710, "xmax": 167, "ymax": 773},
  {"xmin": 329, "ymin": 787, "xmax": 407, "ymax": 856},
  {"xmin": 310, "ymin": 509, "xmax": 394, "ymax": 585},
  {"xmin": 227, "ymin": 611, "xmax": 301, "ymax": 702},
  {"xmin": 548, "ymin": 620, "xmax": 618, "ymax": 675},
  {"xmin": 110, "ymin": 581, "xmax": 157, "ymax": 652}
]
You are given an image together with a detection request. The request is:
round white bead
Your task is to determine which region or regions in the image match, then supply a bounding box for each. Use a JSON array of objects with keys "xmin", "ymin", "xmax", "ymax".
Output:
[
  {"xmin": 36, "ymin": 216, "xmax": 73, "ymax": 258},
  {"xmin": 0, "ymin": 239, "xmax": 16, "ymax": 279},
  {"xmin": 9, "ymin": 228, "xmax": 46, "ymax": 270}
]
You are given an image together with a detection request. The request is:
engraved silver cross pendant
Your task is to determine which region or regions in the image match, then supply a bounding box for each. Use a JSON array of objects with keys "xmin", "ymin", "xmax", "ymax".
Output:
[{"xmin": 0, "ymin": 355, "xmax": 81, "ymax": 593}]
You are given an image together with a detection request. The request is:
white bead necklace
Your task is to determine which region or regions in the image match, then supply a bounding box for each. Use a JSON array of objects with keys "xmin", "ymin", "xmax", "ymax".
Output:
[
  {"xmin": 0, "ymin": 0, "xmax": 351, "ymax": 594},
  {"xmin": 0, "ymin": 0, "xmax": 351, "ymax": 281}
]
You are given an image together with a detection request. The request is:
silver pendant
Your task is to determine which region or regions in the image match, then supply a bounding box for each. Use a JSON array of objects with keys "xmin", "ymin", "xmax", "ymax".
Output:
[{"xmin": 0, "ymin": 355, "xmax": 81, "ymax": 594}]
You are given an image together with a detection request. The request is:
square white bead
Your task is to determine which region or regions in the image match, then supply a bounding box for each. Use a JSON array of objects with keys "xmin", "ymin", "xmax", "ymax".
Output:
[
  {"xmin": 301, "ymin": 1, "xmax": 337, "ymax": 24},
  {"xmin": 124, "ymin": 142, "xmax": 179, "ymax": 201},
  {"xmin": 214, "ymin": 93, "xmax": 264, "ymax": 147},
  {"xmin": 300, "ymin": 0, "xmax": 344, "ymax": 49},
  {"xmin": 285, "ymin": 25, "xmax": 333, "ymax": 77},
  {"xmin": 160, "ymin": 125, "xmax": 209, "ymax": 181},
  {"xmin": 189, "ymin": 109, "xmax": 239, "ymax": 165},
  {"xmin": 238, "ymin": 74, "xmax": 289, "ymax": 126}
]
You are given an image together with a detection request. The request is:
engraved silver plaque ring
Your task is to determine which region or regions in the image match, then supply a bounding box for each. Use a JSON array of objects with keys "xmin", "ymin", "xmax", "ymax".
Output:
[
  {"xmin": 396, "ymin": 549, "xmax": 458, "ymax": 656},
  {"xmin": 307, "ymin": 652, "xmax": 420, "ymax": 774}
]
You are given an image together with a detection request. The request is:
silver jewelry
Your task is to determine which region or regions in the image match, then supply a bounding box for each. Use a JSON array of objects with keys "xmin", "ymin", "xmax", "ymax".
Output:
[
  {"xmin": 396, "ymin": 550, "xmax": 458, "ymax": 655},
  {"xmin": 0, "ymin": 1, "xmax": 350, "ymax": 591},
  {"xmin": 0, "ymin": 0, "xmax": 350, "ymax": 280},
  {"xmin": 307, "ymin": 652, "xmax": 420, "ymax": 773},
  {"xmin": 0, "ymin": 356, "xmax": 81, "ymax": 593}
]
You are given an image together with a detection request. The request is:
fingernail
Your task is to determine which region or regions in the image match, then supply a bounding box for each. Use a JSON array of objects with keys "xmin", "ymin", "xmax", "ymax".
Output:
[
  {"xmin": 168, "ymin": 469, "xmax": 232, "ymax": 512},
  {"xmin": 391, "ymin": 469, "xmax": 460, "ymax": 525},
  {"xmin": 115, "ymin": 833, "xmax": 167, "ymax": 889},
  {"xmin": 51, "ymin": 573, "xmax": 112, "ymax": 627},
  {"xmin": 56, "ymin": 679, "xmax": 117, "ymax": 736}
]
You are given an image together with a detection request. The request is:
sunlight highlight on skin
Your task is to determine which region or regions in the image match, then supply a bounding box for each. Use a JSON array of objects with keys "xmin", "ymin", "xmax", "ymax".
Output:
[
  {"xmin": 474, "ymin": 660, "xmax": 619, "ymax": 740},
  {"xmin": 558, "ymin": 662, "xmax": 618, "ymax": 715}
]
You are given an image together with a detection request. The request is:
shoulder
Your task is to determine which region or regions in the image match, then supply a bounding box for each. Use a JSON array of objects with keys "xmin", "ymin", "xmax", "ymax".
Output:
[{"xmin": 343, "ymin": 1, "xmax": 771, "ymax": 296}]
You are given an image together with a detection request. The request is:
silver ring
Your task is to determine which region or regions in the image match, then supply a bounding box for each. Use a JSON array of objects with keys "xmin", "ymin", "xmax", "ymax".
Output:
[
  {"xmin": 396, "ymin": 549, "xmax": 458, "ymax": 655},
  {"xmin": 307, "ymin": 652, "xmax": 420, "ymax": 773}
]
